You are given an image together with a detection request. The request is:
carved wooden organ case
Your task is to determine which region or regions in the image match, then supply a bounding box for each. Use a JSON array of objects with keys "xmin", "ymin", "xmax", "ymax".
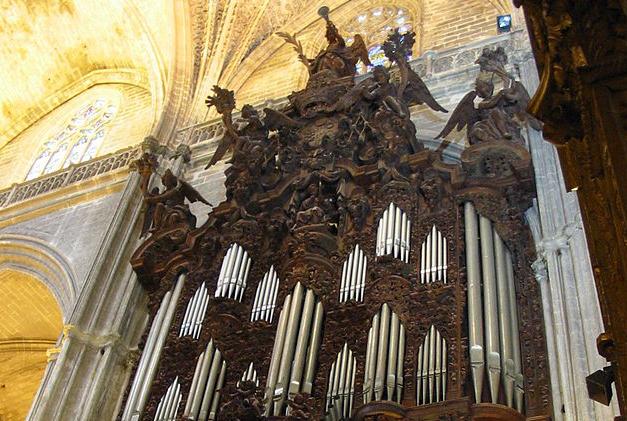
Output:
[{"xmin": 123, "ymin": 34, "xmax": 553, "ymax": 421}]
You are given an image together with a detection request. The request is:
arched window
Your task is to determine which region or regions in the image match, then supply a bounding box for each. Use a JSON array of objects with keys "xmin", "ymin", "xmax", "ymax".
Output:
[
  {"xmin": 345, "ymin": 6, "xmax": 414, "ymax": 74},
  {"xmin": 25, "ymin": 99, "xmax": 117, "ymax": 181}
]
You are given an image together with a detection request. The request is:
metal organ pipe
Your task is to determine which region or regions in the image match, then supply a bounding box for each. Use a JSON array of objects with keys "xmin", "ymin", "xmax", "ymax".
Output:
[
  {"xmin": 363, "ymin": 304, "xmax": 405, "ymax": 404},
  {"xmin": 420, "ymin": 225, "xmax": 448, "ymax": 284},
  {"xmin": 239, "ymin": 362, "xmax": 259, "ymax": 387},
  {"xmin": 154, "ymin": 376, "xmax": 182, "ymax": 421},
  {"xmin": 325, "ymin": 343, "xmax": 356, "ymax": 420},
  {"xmin": 339, "ymin": 245, "xmax": 367, "ymax": 303},
  {"xmin": 215, "ymin": 243, "xmax": 251, "ymax": 301},
  {"xmin": 184, "ymin": 339, "xmax": 226, "ymax": 421},
  {"xmin": 416, "ymin": 325, "xmax": 448, "ymax": 406},
  {"xmin": 265, "ymin": 283, "xmax": 324, "ymax": 416},
  {"xmin": 376, "ymin": 203, "xmax": 410, "ymax": 263},
  {"xmin": 251, "ymin": 266, "xmax": 280, "ymax": 323},
  {"xmin": 463, "ymin": 202, "xmax": 485, "ymax": 404},
  {"xmin": 464, "ymin": 202, "xmax": 525, "ymax": 412},
  {"xmin": 127, "ymin": 273, "xmax": 186, "ymax": 421},
  {"xmin": 180, "ymin": 282, "xmax": 209, "ymax": 339}
]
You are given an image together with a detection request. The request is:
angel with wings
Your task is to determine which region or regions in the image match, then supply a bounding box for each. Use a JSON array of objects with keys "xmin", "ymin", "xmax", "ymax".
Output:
[
  {"xmin": 141, "ymin": 169, "xmax": 211, "ymax": 236},
  {"xmin": 436, "ymin": 48, "xmax": 542, "ymax": 148}
]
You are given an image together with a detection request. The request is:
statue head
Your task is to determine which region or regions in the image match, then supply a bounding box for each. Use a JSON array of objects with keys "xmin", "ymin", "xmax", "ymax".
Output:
[
  {"xmin": 162, "ymin": 169, "xmax": 178, "ymax": 189},
  {"xmin": 475, "ymin": 74, "xmax": 494, "ymax": 99},
  {"xmin": 241, "ymin": 104, "xmax": 258, "ymax": 120}
]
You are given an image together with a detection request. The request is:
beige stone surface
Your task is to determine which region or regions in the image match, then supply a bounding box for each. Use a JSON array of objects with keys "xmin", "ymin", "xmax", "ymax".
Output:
[{"xmin": 0, "ymin": 269, "xmax": 62, "ymax": 421}]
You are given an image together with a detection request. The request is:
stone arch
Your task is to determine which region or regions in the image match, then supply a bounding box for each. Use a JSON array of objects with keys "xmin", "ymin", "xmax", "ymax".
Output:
[{"xmin": 0, "ymin": 234, "xmax": 77, "ymax": 318}]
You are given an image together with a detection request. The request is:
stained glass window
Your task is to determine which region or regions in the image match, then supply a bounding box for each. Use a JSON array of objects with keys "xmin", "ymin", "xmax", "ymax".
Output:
[{"xmin": 25, "ymin": 99, "xmax": 117, "ymax": 181}]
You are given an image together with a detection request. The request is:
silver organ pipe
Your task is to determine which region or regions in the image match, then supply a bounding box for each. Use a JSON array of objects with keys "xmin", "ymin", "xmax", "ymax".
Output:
[
  {"xmin": 264, "ymin": 283, "xmax": 324, "ymax": 416},
  {"xmin": 325, "ymin": 343, "xmax": 356, "ymax": 420},
  {"xmin": 251, "ymin": 265, "xmax": 280, "ymax": 323},
  {"xmin": 124, "ymin": 273, "xmax": 186, "ymax": 421},
  {"xmin": 238, "ymin": 362, "xmax": 259, "ymax": 387},
  {"xmin": 184, "ymin": 339, "xmax": 226, "ymax": 421},
  {"xmin": 416, "ymin": 325, "xmax": 448, "ymax": 405},
  {"xmin": 420, "ymin": 225, "xmax": 448, "ymax": 283},
  {"xmin": 376, "ymin": 203, "xmax": 410, "ymax": 263},
  {"xmin": 215, "ymin": 243, "xmax": 251, "ymax": 301},
  {"xmin": 339, "ymin": 244, "xmax": 367, "ymax": 303},
  {"xmin": 153, "ymin": 377, "xmax": 182, "ymax": 421},
  {"xmin": 180, "ymin": 282, "xmax": 210, "ymax": 339},
  {"xmin": 464, "ymin": 202, "xmax": 485, "ymax": 404},
  {"xmin": 464, "ymin": 202, "xmax": 525, "ymax": 411},
  {"xmin": 363, "ymin": 304, "xmax": 405, "ymax": 404}
]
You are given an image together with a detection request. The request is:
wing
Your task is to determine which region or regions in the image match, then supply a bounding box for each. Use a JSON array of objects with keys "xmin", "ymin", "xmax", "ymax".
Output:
[
  {"xmin": 350, "ymin": 34, "xmax": 372, "ymax": 67},
  {"xmin": 435, "ymin": 91, "xmax": 478, "ymax": 139},
  {"xmin": 506, "ymin": 82, "xmax": 543, "ymax": 131},
  {"xmin": 205, "ymin": 136, "xmax": 233, "ymax": 169},
  {"xmin": 403, "ymin": 69, "xmax": 448, "ymax": 113},
  {"xmin": 180, "ymin": 180, "xmax": 212, "ymax": 206},
  {"xmin": 263, "ymin": 108, "xmax": 304, "ymax": 130}
]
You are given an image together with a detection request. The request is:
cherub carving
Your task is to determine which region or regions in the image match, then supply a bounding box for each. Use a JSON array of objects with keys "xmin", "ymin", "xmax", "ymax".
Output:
[
  {"xmin": 218, "ymin": 380, "xmax": 266, "ymax": 421},
  {"xmin": 436, "ymin": 47, "xmax": 542, "ymax": 148},
  {"xmin": 278, "ymin": 7, "xmax": 371, "ymax": 79},
  {"xmin": 140, "ymin": 168, "xmax": 211, "ymax": 236}
]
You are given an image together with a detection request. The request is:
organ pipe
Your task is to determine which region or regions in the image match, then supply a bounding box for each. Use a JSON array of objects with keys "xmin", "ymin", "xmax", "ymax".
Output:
[
  {"xmin": 184, "ymin": 339, "xmax": 226, "ymax": 421},
  {"xmin": 464, "ymin": 202, "xmax": 485, "ymax": 404},
  {"xmin": 376, "ymin": 203, "xmax": 410, "ymax": 263},
  {"xmin": 153, "ymin": 377, "xmax": 182, "ymax": 421},
  {"xmin": 464, "ymin": 202, "xmax": 525, "ymax": 412},
  {"xmin": 325, "ymin": 343, "xmax": 356, "ymax": 420},
  {"xmin": 265, "ymin": 283, "xmax": 324, "ymax": 416},
  {"xmin": 363, "ymin": 304, "xmax": 405, "ymax": 404},
  {"xmin": 339, "ymin": 244, "xmax": 367, "ymax": 303},
  {"xmin": 124, "ymin": 273, "xmax": 186, "ymax": 421},
  {"xmin": 180, "ymin": 282, "xmax": 209, "ymax": 339},
  {"xmin": 416, "ymin": 325, "xmax": 448, "ymax": 405},
  {"xmin": 239, "ymin": 362, "xmax": 259, "ymax": 387},
  {"xmin": 215, "ymin": 243, "xmax": 251, "ymax": 302},
  {"xmin": 251, "ymin": 266, "xmax": 280, "ymax": 323},
  {"xmin": 420, "ymin": 225, "xmax": 449, "ymax": 283}
]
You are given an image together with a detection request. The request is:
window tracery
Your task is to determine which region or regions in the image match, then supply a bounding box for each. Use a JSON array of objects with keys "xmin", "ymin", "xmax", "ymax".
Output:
[{"xmin": 25, "ymin": 99, "xmax": 117, "ymax": 181}]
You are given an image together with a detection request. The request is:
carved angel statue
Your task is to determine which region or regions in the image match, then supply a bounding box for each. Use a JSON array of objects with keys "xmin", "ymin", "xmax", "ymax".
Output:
[
  {"xmin": 205, "ymin": 86, "xmax": 302, "ymax": 169},
  {"xmin": 141, "ymin": 168, "xmax": 211, "ymax": 236},
  {"xmin": 436, "ymin": 47, "xmax": 542, "ymax": 147},
  {"xmin": 278, "ymin": 6, "xmax": 371, "ymax": 78},
  {"xmin": 382, "ymin": 29, "xmax": 448, "ymax": 113}
]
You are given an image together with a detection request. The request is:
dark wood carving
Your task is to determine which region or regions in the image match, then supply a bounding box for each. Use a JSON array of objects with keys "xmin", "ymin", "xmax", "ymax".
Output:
[{"xmin": 127, "ymin": 10, "xmax": 552, "ymax": 421}]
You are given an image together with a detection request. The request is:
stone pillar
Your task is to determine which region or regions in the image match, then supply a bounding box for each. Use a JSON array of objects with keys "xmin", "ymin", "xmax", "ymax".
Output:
[
  {"xmin": 516, "ymin": 53, "xmax": 619, "ymax": 420},
  {"xmin": 28, "ymin": 138, "xmax": 190, "ymax": 421}
]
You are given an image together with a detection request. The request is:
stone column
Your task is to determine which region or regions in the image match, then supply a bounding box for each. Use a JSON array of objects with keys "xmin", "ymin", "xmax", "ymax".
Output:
[
  {"xmin": 28, "ymin": 139, "xmax": 190, "ymax": 421},
  {"xmin": 515, "ymin": 46, "xmax": 619, "ymax": 420}
]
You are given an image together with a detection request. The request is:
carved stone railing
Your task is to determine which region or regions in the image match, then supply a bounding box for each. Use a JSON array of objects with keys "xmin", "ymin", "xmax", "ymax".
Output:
[
  {"xmin": 175, "ymin": 30, "xmax": 532, "ymax": 149},
  {"xmin": 0, "ymin": 145, "xmax": 142, "ymax": 209}
]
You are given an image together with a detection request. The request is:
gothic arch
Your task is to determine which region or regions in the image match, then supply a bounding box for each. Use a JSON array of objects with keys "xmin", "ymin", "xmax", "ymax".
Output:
[{"xmin": 0, "ymin": 234, "xmax": 78, "ymax": 318}]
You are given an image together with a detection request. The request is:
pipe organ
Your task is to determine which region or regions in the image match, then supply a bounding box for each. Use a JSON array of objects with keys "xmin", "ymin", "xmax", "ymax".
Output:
[
  {"xmin": 339, "ymin": 244, "xmax": 367, "ymax": 303},
  {"xmin": 215, "ymin": 243, "xmax": 251, "ymax": 301},
  {"xmin": 376, "ymin": 203, "xmax": 410, "ymax": 263},
  {"xmin": 363, "ymin": 304, "xmax": 406, "ymax": 404},
  {"xmin": 265, "ymin": 282, "xmax": 324, "ymax": 416},
  {"xmin": 128, "ymin": 34, "xmax": 551, "ymax": 421},
  {"xmin": 464, "ymin": 202, "xmax": 524, "ymax": 411},
  {"xmin": 180, "ymin": 282, "xmax": 209, "ymax": 338},
  {"xmin": 183, "ymin": 339, "xmax": 227, "ymax": 420},
  {"xmin": 153, "ymin": 377, "xmax": 182, "ymax": 421},
  {"xmin": 420, "ymin": 225, "xmax": 448, "ymax": 284},
  {"xmin": 325, "ymin": 343, "xmax": 356, "ymax": 420},
  {"xmin": 250, "ymin": 265, "xmax": 280, "ymax": 322},
  {"xmin": 416, "ymin": 325, "xmax": 448, "ymax": 405}
]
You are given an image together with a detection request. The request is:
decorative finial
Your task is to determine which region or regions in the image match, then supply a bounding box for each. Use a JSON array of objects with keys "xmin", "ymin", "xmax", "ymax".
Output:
[{"xmin": 318, "ymin": 6, "xmax": 330, "ymax": 21}]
